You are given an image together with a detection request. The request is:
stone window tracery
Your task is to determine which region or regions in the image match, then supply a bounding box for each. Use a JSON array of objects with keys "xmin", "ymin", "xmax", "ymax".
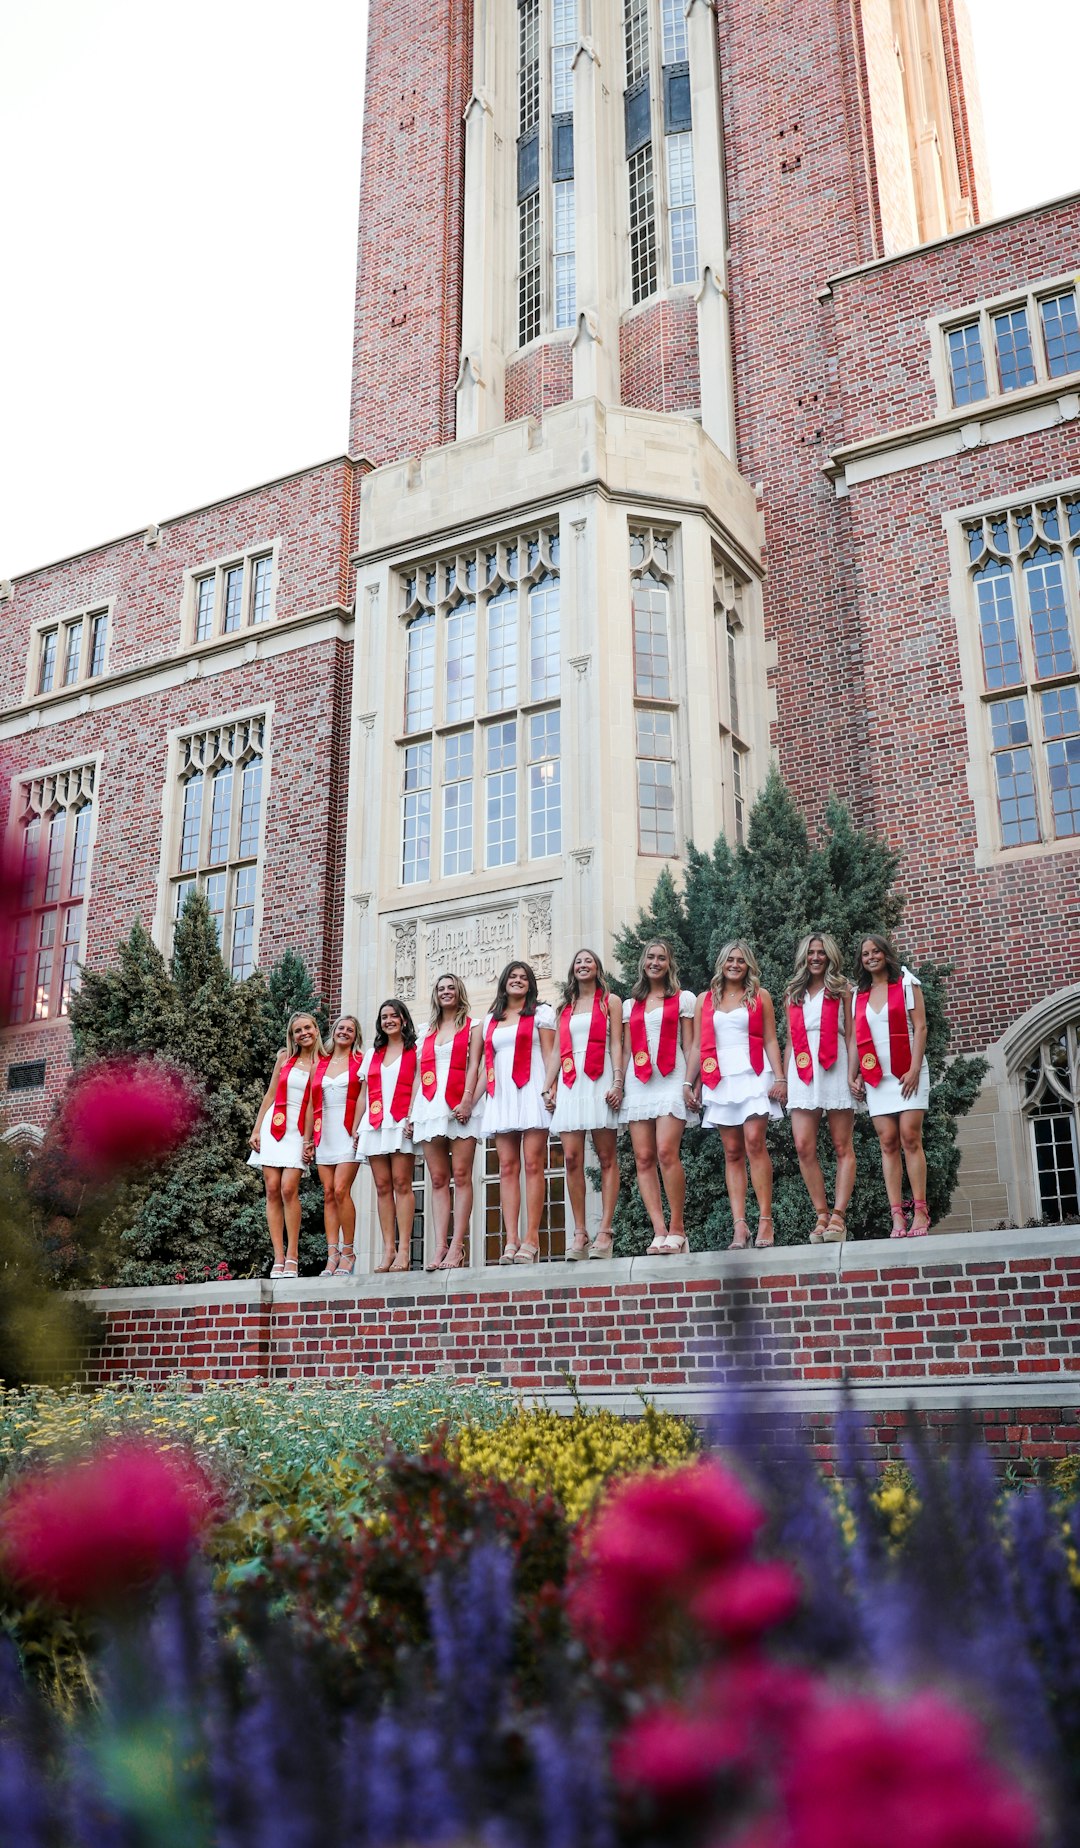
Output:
[
  {"xmin": 398, "ymin": 529, "xmax": 562, "ymax": 886},
  {"xmin": 623, "ymin": 0, "xmax": 697, "ymax": 305},
  {"xmin": 965, "ymin": 496, "xmax": 1080, "ymax": 850},
  {"xmin": 171, "ymin": 716, "xmax": 265, "ymax": 977},
  {"xmin": 516, "ymin": 0, "xmax": 575, "ymax": 345},
  {"xmin": 8, "ymin": 762, "xmax": 96, "ymax": 1023},
  {"xmin": 1021, "ymin": 1018, "xmax": 1080, "ymax": 1222}
]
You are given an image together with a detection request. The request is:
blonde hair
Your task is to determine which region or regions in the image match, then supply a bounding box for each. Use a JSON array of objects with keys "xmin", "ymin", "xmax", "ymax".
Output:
[
  {"xmin": 427, "ymin": 972, "xmax": 471, "ymax": 1031},
  {"xmin": 785, "ymin": 933, "xmax": 847, "ymax": 1005},
  {"xmin": 710, "ymin": 940, "xmax": 762, "ymax": 1006},
  {"xmin": 329, "ymin": 1013, "xmax": 363, "ymax": 1052},
  {"xmin": 630, "ymin": 938, "xmax": 681, "ymax": 1002},
  {"xmin": 285, "ymin": 1012, "xmax": 326, "ymax": 1060}
]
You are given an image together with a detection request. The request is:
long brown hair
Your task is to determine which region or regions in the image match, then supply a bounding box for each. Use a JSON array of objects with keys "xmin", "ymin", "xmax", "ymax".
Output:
[
  {"xmin": 490, "ymin": 962, "xmax": 539, "ymax": 1022},
  {"xmin": 856, "ymin": 933, "xmax": 903, "ymax": 992},
  {"xmin": 709, "ymin": 940, "xmax": 762, "ymax": 1006},
  {"xmin": 560, "ymin": 947, "xmax": 609, "ymax": 1015},
  {"xmin": 630, "ymin": 938, "xmax": 681, "ymax": 1002}
]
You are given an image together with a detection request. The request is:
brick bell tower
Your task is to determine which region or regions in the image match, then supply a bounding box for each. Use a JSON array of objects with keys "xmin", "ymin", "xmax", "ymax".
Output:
[{"xmin": 340, "ymin": 1, "xmax": 1005, "ymax": 1260}]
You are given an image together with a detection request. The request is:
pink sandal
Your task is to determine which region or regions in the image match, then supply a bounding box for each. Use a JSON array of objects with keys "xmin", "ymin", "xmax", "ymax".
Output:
[{"xmin": 909, "ymin": 1199, "xmax": 931, "ymax": 1237}]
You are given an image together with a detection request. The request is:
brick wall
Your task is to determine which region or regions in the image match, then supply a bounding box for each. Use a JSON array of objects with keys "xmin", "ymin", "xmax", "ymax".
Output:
[
  {"xmin": 619, "ymin": 298, "xmax": 701, "ymax": 417},
  {"xmin": 504, "ymin": 341, "xmax": 575, "ymax": 426},
  {"xmin": 349, "ymin": 0, "xmax": 473, "ymax": 464},
  {"xmin": 72, "ymin": 1229, "xmax": 1080, "ymax": 1472}
]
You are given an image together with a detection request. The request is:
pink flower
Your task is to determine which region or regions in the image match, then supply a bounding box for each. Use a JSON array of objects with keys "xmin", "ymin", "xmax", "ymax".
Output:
[
  {"xmin": 0, "ymin": 1440, "xmax": 215, "ymax": 1607},
  {"xmin": 571, "ymin": 1463, "xmax": 771, "ymax": 1655},
  {"xmin": 780, "ymin": 1693, "xmax": 1038, "ymax": 1848},
  {"xmin": 59, "ymin": 1059, "xmax": 202, "ymax": 1179},
  {"xmin": 692, "ymin": 1560, "xmax": 802, "ymax": 1645},
  {"xmin": 613, "ymin": 1705, "xmax": 752, "ymax": 1798}
]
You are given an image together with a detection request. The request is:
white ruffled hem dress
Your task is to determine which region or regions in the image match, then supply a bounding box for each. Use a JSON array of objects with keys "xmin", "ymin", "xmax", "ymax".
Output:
[
  {"xmin": 785, "ymin": 988, "xmax": 857, "ymax": 1113},
  {"xmin": 312, "ymin": 1064, "xmax": 363, "ymax": 1166},
  {"xmin": 863, "ymin": 971, "xmax": 931, "ymax": 1118},
  {"xmin": 479, "ymin": 1005, "xmax": 556, "ymax": 1136},
  {"xmin": 410, "ymin": 1030, "xmax": 480, "ymax": 1144},
  {"xmin": 355, "ymin": 1048, "xmax": 416, "ymax": 1158},
  {"xmin": 700, "ymin": 1003, "xmax": 783, "ymax": 1129},
  {"xmin": 550, "ymin": 1006, "xmax": 620, "ymax": 1136},
  {"xmin": 248, "ymin": 1060, "xmax": 311, "ymax": 1171},
  {"xmin": 619, "ymin": 990, "xmax": 698, "ymax": 1124}
]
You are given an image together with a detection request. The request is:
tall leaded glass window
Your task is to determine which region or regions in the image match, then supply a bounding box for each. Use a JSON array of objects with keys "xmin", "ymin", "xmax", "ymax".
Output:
[
  {"xmin": 1021, "ymin": 1020, "xmax": 1080, "ymax": 1222},
  {"xmin": 516, "ymin": 0, "xmax": 575, "ymax": 345},
  {"xmin": 189, "ymin": 551, "xmax": 274, "ymax": 644},
  {"xmin": 7, "ymin": 763, "xmax": 96, "ymax": 1023},
  {"xmin": 171, "ymin": 717, "xmax": 265, "ymax": 976},
  {"xmin": 399, "ymin": 529, "xmax": 562, "ymax": 883},
  {"xmin": 624, "ymin": 0, "xmax": 695, "ymax": 303},
  {"xmin": 630, "ymin": 526, "xmax": 679, "ymax": 855},
  {"xmin": 965, "ymin": 496, "xmax": 1080, "ymax": 848},
  {"xmin": 33, "ymin": 606, "xmax": 110, "ymax": 698}
]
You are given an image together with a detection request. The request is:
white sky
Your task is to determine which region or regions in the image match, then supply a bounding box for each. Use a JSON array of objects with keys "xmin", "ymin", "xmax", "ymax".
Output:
[{"xmin": 1, "ymin": 0, "xmax": 1077, "ymax": 580}]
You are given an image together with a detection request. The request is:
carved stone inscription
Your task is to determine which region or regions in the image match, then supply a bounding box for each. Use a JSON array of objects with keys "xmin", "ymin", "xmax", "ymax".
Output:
[{"xmin": 423, "ymin": 909, "xmax": 516, "ymax": 989}]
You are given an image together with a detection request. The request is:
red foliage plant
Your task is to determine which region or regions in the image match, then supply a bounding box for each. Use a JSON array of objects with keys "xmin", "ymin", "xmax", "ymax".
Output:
[
  {"xmin": 0, "ymin": 1439, "xmax": 216, "ymax": 1608},
  {"xmin": 58, "ymin": 1058, "xmax": 203, "ymax": 1181}
]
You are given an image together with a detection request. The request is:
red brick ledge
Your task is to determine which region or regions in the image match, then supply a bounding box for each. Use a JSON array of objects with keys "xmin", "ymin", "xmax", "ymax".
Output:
[{"xmin": 74, "ymin": 1227, "xmax": 1080, "ymax": 1407}]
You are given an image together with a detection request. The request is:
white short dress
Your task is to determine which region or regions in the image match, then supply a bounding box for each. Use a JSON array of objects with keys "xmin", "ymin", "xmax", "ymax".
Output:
[
  {"xmin": 700, "ymin": 1004, "xmax": 783, "ymax": 1129},
  {"xmin": 313, "ymin": 1064, "xmax": 362, "ymax": 1166},
  {"xmin": 479, "ymin": 1005, "xmax": 556, "ymax": 1136},
  {"xmin": 551, "ymin": 1007, "xmax": 620, "ymax": 1136},
  {"xmin": 411, "ymin": 1031, "xmax": 480, "ymax": 1144},
  {"xmin": 248, "ymin": 1059, "xmax": 311, "ymax": 1171},
  {"xmin": 785, "ymin": 989, "xmax": 857, "ymax": 1113},
  {"xmin": 863, "ymin": 972, "xmax": 931, "ymax": 1119},
  {"xmin": 355, "ymin": 1048, "xmax": 415, "ymax": 1158},
  {"xmin": 620, "ymin": 991, "xmax": 698, "ymax": 1124}
]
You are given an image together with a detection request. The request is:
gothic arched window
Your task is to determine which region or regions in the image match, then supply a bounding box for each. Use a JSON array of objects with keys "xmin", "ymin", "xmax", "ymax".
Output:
[{"xmin": 1021, "ymin": 1018, "xmax": 1080, "ymax": 1222}]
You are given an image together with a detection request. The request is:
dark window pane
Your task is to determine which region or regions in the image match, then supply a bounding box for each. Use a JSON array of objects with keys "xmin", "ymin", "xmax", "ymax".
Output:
[
  {"xmin": 663, "ymin": 62, "xmax": 691, "ymax": 134},
  {"xmin": 517, "ymin": 129, "xmax": 539, "ymax": 201},
  {"xmin": 625, "ymin": 76, "xmax": 651, "ymax": 157},
  {"xmin": 552, "ymin": 113, "xmax": 574, "ymax": 181}
]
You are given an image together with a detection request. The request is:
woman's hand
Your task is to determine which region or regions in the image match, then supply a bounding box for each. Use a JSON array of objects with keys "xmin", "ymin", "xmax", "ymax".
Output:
[
  {"xmin": 453, "ymin": 1102, "xmax": 472, "ymax": 1124},
  {"xmin": 605, "ymin": 1075, "xmax": 624, "ymax": 1110},
  {"xmin": 900, "ymin": 1067, "xmax": 920, "ymax": 1100},
  {"xmin": 849, "ymin": 1071, "xmax": 864, "ymax": 1099},
  {"xmin": 542, "ymin": 1084, "xmax": 557, "ymax": 1111},
  {"xmin": 302, "ymin": 1140, "xmax": 315, "ymax": 1165},
  {"xmin": 768, "ymin": 1075, "xmax": 788, "ymax": 1104},
  {"xmin": 249, "ymin": 1128, "xmax": 261, "ymax": 1154}
]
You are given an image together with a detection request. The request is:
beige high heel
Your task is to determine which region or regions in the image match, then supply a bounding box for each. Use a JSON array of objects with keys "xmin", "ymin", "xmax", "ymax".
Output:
[{"xmin": 809, "ymin": 1210, "xmax": 830, "ymax": 1245}]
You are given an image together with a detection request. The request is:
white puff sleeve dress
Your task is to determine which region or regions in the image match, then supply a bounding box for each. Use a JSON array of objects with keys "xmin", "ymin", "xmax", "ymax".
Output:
[
  {"xmin": 619, "ymin": 991, "xmax": 697, "ymax": 1124},
  {"xmin": 700, "ymin": 1005, "xmax": 783, "ymax": 1128},
  {"xmin": 479, "ymin": 1006, "xmax": 556, "ymax": 1135},
  {"xmin": 550, "ymin": 1007, "xmax": 620, "ymax": 1135},
  {"xmin": 355, "ymin": 1048, "xmax": 416, "ymax": 1158}
]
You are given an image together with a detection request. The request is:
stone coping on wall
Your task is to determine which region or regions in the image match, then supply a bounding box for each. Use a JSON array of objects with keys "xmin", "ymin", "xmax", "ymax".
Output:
[{"xmin": 83, "ymin": 1223, "xmax": 1078, "ymax": 1313}]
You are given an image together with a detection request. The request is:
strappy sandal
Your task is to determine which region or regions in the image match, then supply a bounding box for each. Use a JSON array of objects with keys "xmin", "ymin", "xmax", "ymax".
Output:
[
  {"xmin": 337, "ymin": 1244, "xmax": 356, "ymax": 1276},
  {"xmin": 498, "ymin": 1245, "xmax": 520, "ymax": 1266},
  {"xmin": 753, "ymin": 1216, "xmax": 775, "ymax": 1250},
  {"xmin": 389, "ymin": 1253, "xmax": 411, "ymax": 1271},
  {"xmin": 730, "ymin": 1217, "xmax": 751, "ymax": 1250},
  {"xmin": 889, "ymin": 1204, "xmax": 908, "ymax": 1240},
  {"xmin": 437, "ymin": 1245, "xmax": 465, "ymax": 1269},
  {"xmin": 269, "ymin": 1260, "xmax": 286, "ymax": 1279},
  {"xmin": 824, "ymin": 1209, "xmax": 847, "ymax": 1245},
  {"xmin": 319, "ymin": 1249, "xmax": 340, "ymax": 1278},
  {"xmin": 809, "ymin": 1210, "xmax": 830, "ymax": 1246},
  {"xmin": 909, "ymin": 1199, "xmax": 931, "ymax": 1237},
  {"xmin": 425, "ymin": 1249, "xmax": 449, "ymax": 1273},
  {"xmin": 281, "ymin": 1258, "xmax": 299, "ymax": 1278}
]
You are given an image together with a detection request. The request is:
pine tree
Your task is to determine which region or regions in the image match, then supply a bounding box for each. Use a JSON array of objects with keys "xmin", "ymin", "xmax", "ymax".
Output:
[
  {"xmin": 609, "ymin": 767, "xmax": 987, "ymax": 1246},
  {"xmin": 61, "ymin": 894, "xmax": 329, "ymax": 1283}
]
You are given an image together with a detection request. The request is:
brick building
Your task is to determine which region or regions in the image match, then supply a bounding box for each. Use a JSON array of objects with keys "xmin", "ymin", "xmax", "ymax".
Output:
[{"xmin": 2, "ymin": 0, "xmax": 1078, "ymax": 1247}]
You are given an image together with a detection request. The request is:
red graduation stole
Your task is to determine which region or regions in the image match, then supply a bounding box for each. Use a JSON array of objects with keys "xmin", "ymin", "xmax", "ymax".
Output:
[
  {"xmin": 854, "ymin": 985, "xmax": 911, "ymax": 1087},
  {"xmin": 485, "ymin": 1011, "xmax": 535, "ymax": 1096},
  {"xmin": 270, "ymin": 1054, "xmax": 312, "ymax": 1139},
  {"xmin": 420, "ymin": 1021, "xmax": 471, "ymax": 1109},
  {"xmin": 367, "ymin": 1045, "xmax": 418, "ymax": 1126},
  {"xmin": 310, "ymin": 1052, "xmax": 363, "ymax": 1146},
  {"xmin": 788, "ymin": 994, "xmax": 840, "ymax": 1078},
  {"xmin": 558, "ymin": 993, "xmax": 608, "ymax": 1088},
  {"xmin": 700, "ymin": 995, "xmax": 765, "ymax": 1090},
  {"xmin": 629, "ymin": 994, "xmax": 680, "ymax": 1082}
]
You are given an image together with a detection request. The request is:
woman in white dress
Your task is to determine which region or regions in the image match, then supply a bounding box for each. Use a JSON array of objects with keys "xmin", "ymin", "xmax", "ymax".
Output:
[
  {"xmin": 784, "ymin": 933, "xmax": 856, "ymax": 1245},
  {"xmin": 542, "ymin": 949, "xmax": 623, "ymax": 1261},
  {"xmin": 619, "ymin": 939, "xmax": 697, "ymax": 1256},
  {"xmin": 849, "ymin": 934, "xmax": 931, "ymax": 1237},
  {"xmin": 356, "ymin": 999, "xmax": 418, "ymax": 1272},
  {"xmin": 687, "ymin": 941, "xmax": 786, "ymax": 1249},
  {"xmin": 480, "ymin": 961, "xmax": 556, "ymax": 1265},
  {"xmin": 302, "ymin": 1014, "xmax": 364, "ymax": 1278},
  {"xmin": 411, "ymin": 974, "xmax": 483, "ymax": 1271},
  {"xmin": 248, "ymin": 1011, "xmax": 325, "ymax": 1280}
]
